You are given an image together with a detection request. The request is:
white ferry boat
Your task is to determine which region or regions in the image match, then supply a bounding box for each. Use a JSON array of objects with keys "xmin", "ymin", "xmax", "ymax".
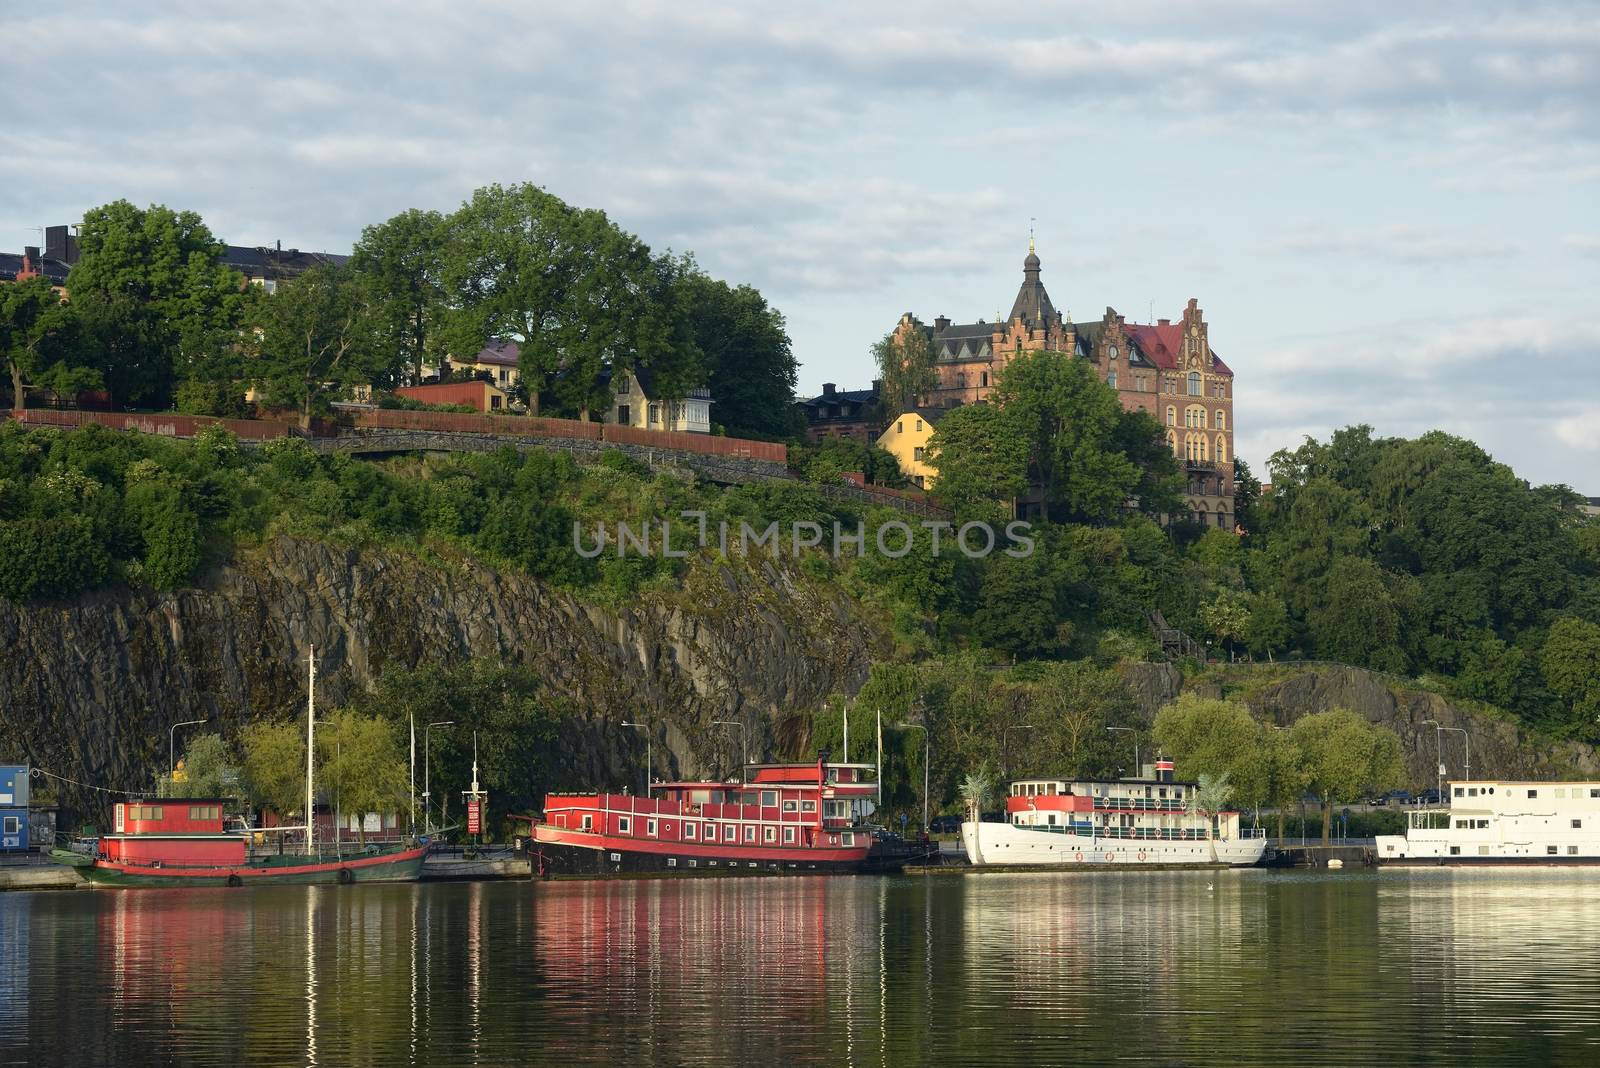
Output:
[
  {"xmin": 1376, "ymin": 779, "xmax": 1600, "ymax": 864},
  {"xmin": 961, "ymin": 759, "xmax": 1267, "ymax": 867}
]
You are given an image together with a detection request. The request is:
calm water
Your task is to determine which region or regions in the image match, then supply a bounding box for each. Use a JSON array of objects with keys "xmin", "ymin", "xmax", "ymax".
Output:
[{"xmin": 3, "ymin": 869, "xmax": 1598, "ymax": 1066}]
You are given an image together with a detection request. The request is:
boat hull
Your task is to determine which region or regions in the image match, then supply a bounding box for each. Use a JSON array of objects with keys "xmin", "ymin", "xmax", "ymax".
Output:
[
  {"xmin": 960, "ymin": 822, "xmax": 1267, "ymax": 868},
  {"xmin": 529, "ymin": 825, "xmax": 909, "ymax": 877},
  {"xmin": 71, "ymin": 843, "xmax": 429, "ymax": 888}
]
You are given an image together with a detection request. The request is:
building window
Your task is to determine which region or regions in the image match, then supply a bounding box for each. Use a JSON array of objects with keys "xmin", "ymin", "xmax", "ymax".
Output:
[
  {"xmin": 1107, "ymin": 370, "xmax": 1117, "ymax": 388},
  {"xmin": 980, "ymin": 372, "xmax": 989, "ymax": 387},
  {"xmin": 617, "ymin": 404, "xmax": 630, "ymax": 424},
  {"xmin": 491, "ymin": 395, "xmax": 503, "ymax": 410},
  {"xmin": 648, "ymin": 404, "xmax": 660, "ymax": 424},
  {"xmin": 782, "ymin": 800, "xmax": 798, "ymax": 813},
  {"xmin": 1216, "ymin": 436, "xmax": 1227, "ymax": 462},
  {"xmin": 1216, "ymin": 411, "xmax": 1226, "ymax": 431},
  {"xmin": 1188, "ymin": 372, "xmax": 1201, "ymax": 395},
  {"xmin": 1166, "ymin": 406, "xmax": 1176, "ymax": 427},
  {"xmin": 896, "ymin": 420, "xmax": 903, "ymax": 433},
  {"xmin": 3, "ymin": 817, "xmax": 18, "ymax": 834},
  {"xmin": 913, "ymin": 447, "xmax": 924, "ymax": 461},
  {"xmin": 913, "ymin": 475, "xmax": 924, "ymax": 488},
  {"xmin": 581, "ymin": 814, "xmax": 593, "ymax": 830}
]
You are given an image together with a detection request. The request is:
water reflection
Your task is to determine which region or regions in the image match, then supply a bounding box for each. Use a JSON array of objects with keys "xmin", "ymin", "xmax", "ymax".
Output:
[{"xmin": 1, "ymin": 871, "xmax": 1598, "ymax": 1066}]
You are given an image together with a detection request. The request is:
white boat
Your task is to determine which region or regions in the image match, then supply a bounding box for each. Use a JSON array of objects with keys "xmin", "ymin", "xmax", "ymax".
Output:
[
  {"xmin": 961, "ymin": 759, "xmax": 1267, "ymax": 868},
  {"xmin": 1377, "ymin": 779, "xmax": 1600, "ymax": 864}
]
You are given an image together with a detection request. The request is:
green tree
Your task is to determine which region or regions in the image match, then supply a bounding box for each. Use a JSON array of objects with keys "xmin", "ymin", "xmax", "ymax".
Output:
[
  {"xmin": 1290, "ymin": 708, "xmax": 1405, "ymax": 844},
  {"xmin": 0, "ymin": 276, "xmax": 82, "ymax": 411},
  {"xmin": 165, "ymin": 732, "xmax": 237, "ymax": 797},
  {"xmin": 970, "ymin": 551, "xmax": 1063, "ymax": 660},
  {"xmin": 991, "ymin": 349, "xmax": 1138, "ymax": 523},
  {"xmin": 1185, "ymin": 771, "xmax": 1234, "ymax": 864},
  {"xmin": 872, "ymin": 325, "xmax": 940, "ymax": 418},
  {"xmin": 0, "ymin": 514, "xmax": 110, "ymax": 603},
  {"xmin": 926, "ymin": 403, "xmax": 1029, "ymax": 518},
  {"xmin": 320, "ymin": 708, "xmax": 409, "ymax": 847},
  {"xmin": 1031, "ymin": 661, "xmax": 1138, "ymax": 776},
  {"xmin": 958, "ymin": 764, "xmax": 996, "ymax": 861},
  {"xmin": 66, "ymin": 200, "xmax": 249, "ymax": 407},
  {"xmin": 1243, "ymin": 592, "xmax": 1292, "ymax": 660},
  {"xmin": 250, "ymin": 264, "xmax": 390, "ymax": 427},
  {"xmin": 1112, "ymin": 408, "xmax": 1184, "ymax": 518},
  {"xmin": 351, "ymin": 208, "xmax": 449, "ymax": 386},
  {"xmin": 1152, "ymin": 694, "xmax": 1269, "ymax": 810},
  {"xmin": 241, "ymin": 719, "xmax": 307, "ymax": 850},
  {"xmin": 1305, "ymin": 556, "xmax": 1407, "ymax": 672},
  {"xmin": 676, "ymin": 269, "xmax": 800, "ymax": 439},
  {"xmin": 1541, "ymin": 617, "xmax": 1600, "ymax": 732},
  {"xmin": 1199, "ymin": 592, "xmax": 1250, "ymax": 659}
]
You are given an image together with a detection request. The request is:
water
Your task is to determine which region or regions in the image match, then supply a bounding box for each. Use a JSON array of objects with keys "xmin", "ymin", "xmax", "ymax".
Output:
[{"xmin": 3, "ymin": 869, "xmax": 1598, "ymax": 1066}]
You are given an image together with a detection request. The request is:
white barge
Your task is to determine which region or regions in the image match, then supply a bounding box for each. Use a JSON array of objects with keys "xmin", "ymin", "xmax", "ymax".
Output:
[
  {"xmin": 961, "ymin": 759, "xmax": 1267, "ymax": 868},
  {"xmin": 1377, "ymin": 779, "xmax": 1600, "ymax": 864}
]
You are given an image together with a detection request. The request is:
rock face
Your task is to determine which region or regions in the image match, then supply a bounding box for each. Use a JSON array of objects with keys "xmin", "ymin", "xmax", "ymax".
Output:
[
  {"xmin": 1122, "ymin": 661, "xmax": 1598, "ymax": 785},
  {"xmin": 0, "ymin": 537, "xmax": 888, "ymax": 816}
]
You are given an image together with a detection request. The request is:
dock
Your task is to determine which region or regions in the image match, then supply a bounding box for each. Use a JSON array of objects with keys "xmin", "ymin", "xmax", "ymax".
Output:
[{"xmin": 0, "ymin": 857, "xmax": 86, "ymax": 891}]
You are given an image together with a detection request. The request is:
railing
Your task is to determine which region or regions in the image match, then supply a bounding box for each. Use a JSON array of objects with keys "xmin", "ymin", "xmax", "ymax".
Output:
[
  {"xmin": 8, "ymin": 408, "xmax": 291, "ymax": 441},
  {"xmin": 1092, "ymin": 797, "xmax": 1187, "ymax": 813},
  {"xmin": 1017, "ymin": 824, "xmax": 1212, "ymax": 841}
]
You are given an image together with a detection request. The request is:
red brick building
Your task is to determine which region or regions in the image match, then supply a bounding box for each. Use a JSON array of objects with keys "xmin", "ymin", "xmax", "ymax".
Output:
[{"xmin": 892, "ymin": 244, "xmax": 1236, "ymax": 528}]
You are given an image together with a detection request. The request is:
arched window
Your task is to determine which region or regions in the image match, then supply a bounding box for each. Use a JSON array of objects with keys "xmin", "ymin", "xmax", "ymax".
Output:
[
  {"xmin": 1107, "ymin": 369, "xmax": 1117, "ymax": 388},
  {"xmin": 1185, "ymin": 405, "xmax": 1206, "ymax": 429},
  {"xmin": 1188, "ymin": 372, "xmax": 1201, "ymax": 396},
  {"xmin": 1166, "ymin": 406, "xmax": 1176, "ymax": 427},
  {"xmin": 1216, "ymin": 410, "xmax": 1226, "ymax": 431},
  {"xmin": 1166, "ymin": 430, "xmax": 1177, "ymax": 452},
  {"xmin": 1216, "ymin": 435, "xmax": 1227, "ymax": 462}
]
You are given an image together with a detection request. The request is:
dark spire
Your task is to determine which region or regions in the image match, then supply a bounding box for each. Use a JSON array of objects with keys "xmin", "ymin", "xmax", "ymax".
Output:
[{"xmin": 1008, "ymin": 237, "xmax": 1055, "ymax": 326}]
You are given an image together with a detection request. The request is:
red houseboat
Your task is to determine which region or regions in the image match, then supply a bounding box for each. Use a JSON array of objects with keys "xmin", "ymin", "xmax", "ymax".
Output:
[
  {"xmin": 526, "ymin": 756, "xmax": 927, "ymax": 876},
  {"xmin": 54, "ymin": 798, "xmax": 428, "ymax": 887}
]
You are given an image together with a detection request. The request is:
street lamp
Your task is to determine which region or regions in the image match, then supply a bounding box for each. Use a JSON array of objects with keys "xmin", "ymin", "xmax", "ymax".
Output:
[
  {"xmin": 169, "ymin": 718, "xmax": 208, "ymax": 794},
  {"xmin": 902, "ymin": 723, "xmax": 929, "ymax": 834},
  {"xmin": 1107, "ymin": 727, "xmax": 1139, "ymax": 778},
  {"xmin": 1422, "ymin": 719, "xmax": 1445, "ymax": 802},
  {"xmin": 423, "ymin": 720, "xmax": 454, "ymax": 834},
  {"xmin": 1440, "ymin": 725, "xmax": 1470, "ymax": 784},
  {"xmin": 622, "ymin": 721, "xmax": 652, "ymax": 796},
  {"xmin": 711, "ymin": 719, "xmax": 749, "ymax": 770},
  {"xmin": 1002, "ymin": 724, "xmax": 1036, "ymax": 778}
]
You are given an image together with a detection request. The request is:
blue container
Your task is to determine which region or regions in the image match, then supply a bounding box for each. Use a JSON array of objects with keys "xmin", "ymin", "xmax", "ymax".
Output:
[
  {"xmin": 0, "ymin": 766, "xmax": 28, "ymax": 807},
  {"xmin": 0, "ymin": 807, "xmax": 27, "ymax": 852}
]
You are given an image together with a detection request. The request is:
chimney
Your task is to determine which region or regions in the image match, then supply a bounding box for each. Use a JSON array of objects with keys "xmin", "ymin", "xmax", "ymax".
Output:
[
  {"xmin": 871, "ymin": 378, "xmax": 884, "ymax": 394},
  {"xmin": 821, "ymin": 383, "xmax": 836, "ymax": 396},
  {"xmin": 1158, "ymin": 318, "xmax": 1171, "ymax": 327},
  {"xmin": 276, "ymin": 239, "xmax": 282, "ymax": 252},
  {"xmin": 934, "ymin": 315, "xmax": 950, "ymax": 333}
]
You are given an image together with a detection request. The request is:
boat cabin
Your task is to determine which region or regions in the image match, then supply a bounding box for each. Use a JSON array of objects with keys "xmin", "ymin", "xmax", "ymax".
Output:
[
  {"xmin": 1003, "ymin": 760, "xmax": 1244, "ymax": 841},
  {"xmin": 541, "ymin": 759, "xmax": 880, "ymax": 853},
  {"xmin": 105, "ymin": 798, "xmax": 245, "ymax": 866}
]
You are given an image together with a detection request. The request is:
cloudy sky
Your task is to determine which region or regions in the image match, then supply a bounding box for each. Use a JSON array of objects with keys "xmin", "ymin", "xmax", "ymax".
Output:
[{"xmin": 3, "ymin": 2, "xmax": 1597, "ymax": 487}]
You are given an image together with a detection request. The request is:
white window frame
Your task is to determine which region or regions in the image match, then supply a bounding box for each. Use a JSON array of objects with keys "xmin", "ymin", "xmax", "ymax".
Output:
[
  {"xmin": 618, "ymin": 817, "xmax": 631, "ymax": 834},
  {"xmin": 783, "ymin": 827, "xmax": 796, "ymax": 844}
]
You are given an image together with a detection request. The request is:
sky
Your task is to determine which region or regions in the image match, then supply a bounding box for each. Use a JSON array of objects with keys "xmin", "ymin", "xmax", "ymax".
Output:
[{"xmin": 2, "ymin": 2, "xmax": 1597, "ymax": 488}]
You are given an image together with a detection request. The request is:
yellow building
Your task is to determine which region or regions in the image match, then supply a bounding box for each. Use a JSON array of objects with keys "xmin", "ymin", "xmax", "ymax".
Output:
[{"xmin": 876, "ymin": 407, "xmax": 942, "ymax": 489}]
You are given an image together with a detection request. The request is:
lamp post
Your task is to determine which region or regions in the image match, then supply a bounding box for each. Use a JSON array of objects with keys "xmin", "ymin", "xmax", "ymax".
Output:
[
  {"xmin": 1440, "ymin": 725, "xmax": 1470, "ymax": 784},
  {"xmin": 1002, "ymin": 724, "xmax": 1036, "ymax": 778},
  {"xmin": 1107, "ymin": 727, "xmax": 1139, "ymax": 778},
  {"xmin": 902, "ymin": 723, "xmax": 929, "ymax": 834},
  {"xmin": 1422, "ymin": 719, "xmax": 1444, "ymax": 801},
  {"xmin": 423, "ymin": 720, "xmax": 454, "ymax": 834},
  {"xmin": 622, "ymin": 721, "xmax": 652, "ymax": 796},
  {"xmin": 169, "ymin": 718, "xmax": 208, "ymax": 794},
  {"xmin": 711, "ymin": 719, "xmax": 749, "ymax": 770}
]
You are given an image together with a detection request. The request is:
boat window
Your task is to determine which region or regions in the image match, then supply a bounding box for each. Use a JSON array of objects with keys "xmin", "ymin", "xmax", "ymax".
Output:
[
  {"xmin": 801, "ymin": 801, "xmax": 816, "ymax": 813},
  {"xmin": 618, "ymin": 817, "xmax": 631, "ymax": 834},
  {"xmin": 761, "ymin": 791, "xmax": 778, "ymax": 807},
  {"xmin": 1455, "ymin": 820, "xmax": 1468, "ymax": 829},
  {"xmin": 842, "ymin": 832, "xmax": 855, "ymax": 846},
  {"xmin": 1574, "ymin": 819, "xmax": 1583, "ymax": 829},
  {"xmin": 783, "ymin": 800, "xmax": 798, "ymax": 812},
  {"xmin": 783, "ymin": 827, "xmax": 796, "ymax": 844},
  {"xmin": 582, "ymin": 814, "xmax": 593, "ymax": 831},
  {"xmin": 744, "ymin": 826, "xmax": 755, "ymax": 842},
  {"xmin": 1557, "ymin": 788, "xmax": 1568, "ymax": 799},
  {"xmin": 1548, "ymin": 845, "xmax": 1559, "ymax": 855},
  {"xmin": 1047, "ymin": 783, "xmax": 1058, "ymax": 796},
  {"xmin": 2, "ymin": 817, "xmax": 17, "ymax": 834},
  {"xmin": 1591, "ymin": 789, "xmax": 1600, "ymax": 799},
  {"xmin": 764, "ymin": 827, "xmax": 777, "ymax": 843},
  {"xmin": 1570, "ymin": 846, "xmax": 1580, "ymax": 855},
  {"xmin": 725, "ymin": 825, "xmax": 736, "ymax": 841},
  {"xmin": 1479, "ymin": 846, "xmax": 1491, "ymax": 856},
  {"xmin": 1528, "ymin": 790, "xmax": 1538, "ymax": 798},
  {"xmin": 1047, "ymin": 814, "xmax": 1057, "ymax": 825},
  {"xmin": 684, "ymin": 823, "xmax": 697, "ymax": 840},
  {"xmin": 1476, "ymin": 820, "xmax": 1488, "ymax": 828},
  {"xmin": 1454, "ymin": 787, "xmax": 1464, "ymax": 797},
  {"xmin": 1449, "ymin": 846, "xmax": 1460, "ymax": 855},
  {"xmin": 1467, "ymin": 788, "xmax": 1477, "ymax": 797}
]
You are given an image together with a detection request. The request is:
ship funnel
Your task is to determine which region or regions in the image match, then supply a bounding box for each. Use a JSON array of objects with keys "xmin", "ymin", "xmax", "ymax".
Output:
[{"xmin": 1155, "ymin": 758, "xmax": 1175, "ymax": 784}]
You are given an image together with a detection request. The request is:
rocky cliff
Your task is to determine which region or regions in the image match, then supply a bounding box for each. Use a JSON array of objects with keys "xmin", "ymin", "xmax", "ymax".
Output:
[
  {"xmin": 1121, "ymin": 661, "xmax": 1599, "ymax": 784},
  {"xmin": 0, "ymin": 536, "xmax": 889, "ymax": 815}
]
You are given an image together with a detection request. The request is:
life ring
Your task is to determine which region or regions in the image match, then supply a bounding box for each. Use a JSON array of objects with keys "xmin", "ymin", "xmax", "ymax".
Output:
[
  {"xmin": 1104, "ymin": 852, "xmax": 1115, "ymax": 862},
  {"xmin": 337, "ymin": 867, "xmax": 354, "ymax": 885},
  {"xmin": 226, "ymin": 873, "xmax": 243, "ymax": 888},
  {"xmin": 1137, "ymin": 851, "xmax": 1147, "ymax": 861},
  {"xmin": 1074, "ymin": 851, "xmax": 1085, "ymax": 862}
]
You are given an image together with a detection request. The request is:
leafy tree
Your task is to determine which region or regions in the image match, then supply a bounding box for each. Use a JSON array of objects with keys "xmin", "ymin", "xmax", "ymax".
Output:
[
  {"xmin": 320, "ymin": 708, "xmax": 409, "ymax": 846},
  {"xmin": 241, "ymin": 719, "xmax": 307, "ymax": 847},
  {"xmin": 0, "ymin": 514, "xmax": 110, "ymax": 602},
  {"xmin": 1199, "ymin": 592, "xmax": 1250, "ymax": 659},
  {"xmin": 1305, "ymin": 555, "xmax": 1407, "ymax": 673},
  {"xmin": 872, "ymin": 325, "xmax": 940, "ymax": 418},
  {"xmin": 124, "ymin": 474, "xmax": 203, "ymax": 589},
  {"xmin": 1290, "ymin": 708, "xmax": 1405, "ymax": 844},
  {"xmin": 66, "ymin": 200, "xmax": 248, "ymax": 407},
  {"xmin": 0, "ymin": 276, "xmax": 82, "ymax": 411},
  {"xmin": 1541, "ymin": 617, "xmax": 1600, "ymax": 732},
  {"xmin": 250, "ymin": 264, "xmax": 390, "ymax": 427},
  {"xmin": 926, "ymin": 403, "xmax": 1029, "ymax": 518},
  {"xmin": 351, "ymin": 208, "xmax": 449, "ymax": 386},
  {"xmin": 1233, "ymin": 457, "xmax": 1265, "ymax": 536},
  {"xmin": 991, "ymin": 350, "xmax": 1138, "ymax": 523},
  {"xmin": 1243, "ymin": 592, "xmax": 1292, "ymax": 660},
  {"xmin": 790, "ymin": 436, "xmax": 907, "ymax": 488},
  {"xmin": 675, "ymin": 268, "xmax": 800, "ymax": 439},
  {"xmin": 1031, "ymin": 661, "xmax": 1138, "ymax": 775},
  {"xmin": 1152, "ymin": 694, "xmax": 1269, "ymax": 809},
  {"xmin": 970, "ymin": 551, "xmax": 1064, "ymax": 660},
  {"xmin": 1112, "ymin": 408, "xmax": 1184, "ymax": 518},
  {"xmin": 1185, "ymin": 771, "xmax": 1234, "ymax": 864},
  {"xmin": 164, "ymin": 732, "xmax": 236, "ymax": 797}
]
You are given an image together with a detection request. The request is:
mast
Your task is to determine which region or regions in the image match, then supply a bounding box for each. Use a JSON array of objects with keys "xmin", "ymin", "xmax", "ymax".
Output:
[
  {"xmin": 306, "ymin": 645, "xmax": 316, "ymax": 855},
  {"xmin": 843, "ymin": 699, "xmax": 850, "ymax": 764},
  {"xmin": 876, "ymin": 708, "xmax": 883, "ymax": 808}
]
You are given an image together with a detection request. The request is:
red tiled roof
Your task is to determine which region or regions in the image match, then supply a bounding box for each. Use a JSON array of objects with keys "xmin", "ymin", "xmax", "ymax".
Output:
[{"xmin": 1124, "ymin": 322, "xmax": 1232, "ymax": 376}]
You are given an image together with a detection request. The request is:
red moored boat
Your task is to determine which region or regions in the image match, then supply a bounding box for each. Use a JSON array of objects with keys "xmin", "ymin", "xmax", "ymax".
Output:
[{"xmin": 526, "ymin": 755, "xmax": 925, "ymax": 876}]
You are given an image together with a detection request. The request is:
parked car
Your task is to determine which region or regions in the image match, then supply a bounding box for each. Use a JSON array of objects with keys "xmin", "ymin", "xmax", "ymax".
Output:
[
  {"xmin": 929, "ymin": 815, "xmax": 962, "ymax": 834},
  {"xmin": 1388, "ymin": 790, "xmax": 1413, "ymax": 805},
  {"xmin": 1367, "ymin": 795, "xmax": 1389, "ymax": 806},
  {"xmin": 1418, "ymin": 788, "xmax": 1442, "ymax": 805}
]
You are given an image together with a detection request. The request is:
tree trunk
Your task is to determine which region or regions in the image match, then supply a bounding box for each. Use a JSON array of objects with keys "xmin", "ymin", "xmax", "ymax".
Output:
[
  {"xmin": 10, "ymin": 361, "xmax": 24, "ymax": 413},
  {"xmin": 1320, "ymin": 799, "xmax": 1332, "ymax": 846},
  {"xmin": 301, "ymin": 391, "xmax": 313, "ymax": 431},
  {"xmin": 1275, "ymin": 806, "xmax": 1285, "ymax": 843}
]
